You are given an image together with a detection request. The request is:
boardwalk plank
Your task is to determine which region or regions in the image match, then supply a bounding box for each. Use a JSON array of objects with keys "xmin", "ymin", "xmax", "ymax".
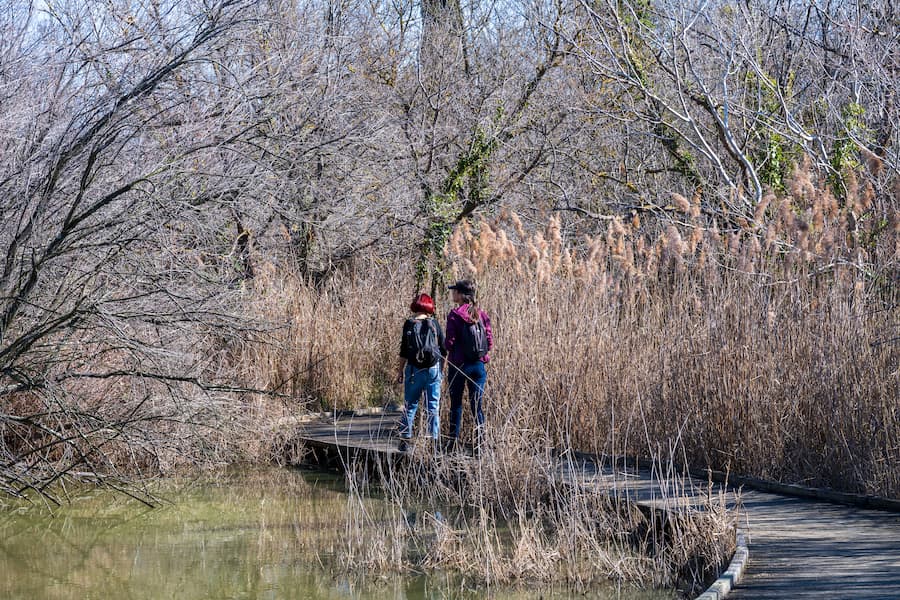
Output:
[{"xmin": 295, "ymin": 411, "xmax": 900, "ymax": 599}]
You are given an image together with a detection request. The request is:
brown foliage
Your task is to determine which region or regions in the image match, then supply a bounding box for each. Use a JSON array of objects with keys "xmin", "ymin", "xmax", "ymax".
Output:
[{"xmin": 253, "ymin": 170, "xmax": 898, "ymax": 497}]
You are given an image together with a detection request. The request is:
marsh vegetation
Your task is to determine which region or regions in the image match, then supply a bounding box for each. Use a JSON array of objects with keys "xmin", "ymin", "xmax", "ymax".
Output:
[
  {"xmin": 0, "ymin": 0, "xmax": 897, "ymax": 593},
  {"xmin": 0, "ymin": 467, "xmax": 683, "ymax": 599}
]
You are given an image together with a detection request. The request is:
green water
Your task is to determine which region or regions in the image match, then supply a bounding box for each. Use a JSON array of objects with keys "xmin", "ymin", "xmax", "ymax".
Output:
[{"xmin": 0, "ymin": 468, "xmax": 675, "ymax": 599}]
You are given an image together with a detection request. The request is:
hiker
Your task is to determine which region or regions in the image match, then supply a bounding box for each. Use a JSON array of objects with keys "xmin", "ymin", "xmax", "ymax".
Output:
[
  {"xmin": 444, "ymin": 280, "xmax": 493, "ymax": 451},
  {"xmin": 397, "ymin": 293, "xmax": 446, "ymax": 451}
]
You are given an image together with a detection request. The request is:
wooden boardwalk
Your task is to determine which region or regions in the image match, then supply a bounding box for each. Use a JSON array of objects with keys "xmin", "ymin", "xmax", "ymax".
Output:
[{"xmin": 296, "ymin": 411, "xmax": 900, "ymax": 599}]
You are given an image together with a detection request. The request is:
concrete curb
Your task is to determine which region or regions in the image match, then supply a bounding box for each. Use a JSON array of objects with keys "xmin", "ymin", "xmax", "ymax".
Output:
[{"xmin": 695, "ymin": 530, "xmax": 749, "ymax": 600}]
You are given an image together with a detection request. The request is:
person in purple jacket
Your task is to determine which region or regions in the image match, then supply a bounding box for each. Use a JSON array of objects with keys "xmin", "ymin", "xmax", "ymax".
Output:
[{"xmin": 444, "ymin": 280, "xmax": 493, "ymax": 451}]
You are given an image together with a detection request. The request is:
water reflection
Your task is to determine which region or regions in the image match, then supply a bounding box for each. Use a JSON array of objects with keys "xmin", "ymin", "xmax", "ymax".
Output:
[{"xmin": 0, "ymin": 468, "xmax": 673, "ymax": 599}]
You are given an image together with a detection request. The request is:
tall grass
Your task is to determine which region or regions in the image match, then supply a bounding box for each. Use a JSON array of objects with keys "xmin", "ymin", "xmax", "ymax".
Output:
[
  {"xmin": 238, "ymin": 265, "xmax": 400, "ymax": 408},
  {"xmin": 337, "ymin": 433, "xmax": 736, "ymax": 596},
  {"xmin": 247, "ymin": 163, "xmax": 898, "ymax": 497}
]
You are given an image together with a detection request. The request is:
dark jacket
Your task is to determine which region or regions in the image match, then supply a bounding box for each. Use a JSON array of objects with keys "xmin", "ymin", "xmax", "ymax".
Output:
[
  {"xmin": 399, "ymin": 316, "xmax": 446, "ymax": 368},
  {"xmin": 445, "ymin": 304, "xmax": 493, "ymax": 366}
]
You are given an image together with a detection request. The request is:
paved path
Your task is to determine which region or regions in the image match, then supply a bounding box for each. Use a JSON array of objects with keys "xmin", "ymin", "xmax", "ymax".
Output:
[
  {"xmin": 730, "ymin": 492, "xmax": 900, "ymax": 598},
  {"xmin": 295, "ymin": 411, "xmax": 900, "ymax": 599}
]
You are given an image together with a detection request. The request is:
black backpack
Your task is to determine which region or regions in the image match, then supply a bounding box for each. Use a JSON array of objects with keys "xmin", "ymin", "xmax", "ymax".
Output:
[
  {"xmin": 406, "ymin": 318, "xmax": 440, "ymax": 368},
  {"xmin": 460, "ymin": 314, "xmax": 489, "ymax": 363}
]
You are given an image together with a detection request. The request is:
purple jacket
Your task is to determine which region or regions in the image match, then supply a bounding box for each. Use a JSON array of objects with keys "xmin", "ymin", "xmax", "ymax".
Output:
[{"xmin": 445, "ymin": 304, "xmax": 494, "ymax": 365}]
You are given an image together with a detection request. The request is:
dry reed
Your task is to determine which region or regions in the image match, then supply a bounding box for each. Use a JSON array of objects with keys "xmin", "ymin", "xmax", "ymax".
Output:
[
  {"xmin": 336, "ymin": 429, "xmax": 736, "ymax": 596},
  {"xmin": 249, "ymin": 162, "xmax": 898, "ymax": 498}
]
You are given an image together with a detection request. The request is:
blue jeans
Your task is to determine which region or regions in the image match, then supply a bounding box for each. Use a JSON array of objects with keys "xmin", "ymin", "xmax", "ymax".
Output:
[
  {"xmin": 447, "ymin": 361, "xmax": 487, "ymax": 440},
  {"xmin": 399, "ymin": 363, "xmax": 442, "ymax": 440}
]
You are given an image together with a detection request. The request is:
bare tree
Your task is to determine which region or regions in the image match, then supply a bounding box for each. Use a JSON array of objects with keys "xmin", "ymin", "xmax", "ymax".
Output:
[
  {"xmin": 570, "ymin": 0, "xmax": 898, "ymax": 223},
  {"xmin": 1, "ymin": 0, "xmax": 895, "ymax": 502},
  {"xmin": 369, "ymin": 0, "xmax": 577, "ymax": 293},
  {"xmin": 0, "ymin": 0, "xmax": 270, "ymax": 502}
]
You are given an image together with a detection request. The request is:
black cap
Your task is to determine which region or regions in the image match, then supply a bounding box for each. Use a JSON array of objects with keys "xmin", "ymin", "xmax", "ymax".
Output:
[{"xmin": 448, "ymin": 279, "xmax": 476, "ymax": 296}]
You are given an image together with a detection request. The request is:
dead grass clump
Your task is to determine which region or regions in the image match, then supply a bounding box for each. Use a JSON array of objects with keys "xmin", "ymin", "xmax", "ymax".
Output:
[
  {"xmin": 438, "ymin": 166, "xmax": 897, "ymax": 497},
  {"xmin": 337, "ymin": 428, "xmax": 737, "ymax": 594},
  {"xmin": 254, "ymin": 162, "xmax": 896, "ymax": 497},
  {"xmin": 233, "ymin": 262, "xmax": 403, "ymax": 411}
]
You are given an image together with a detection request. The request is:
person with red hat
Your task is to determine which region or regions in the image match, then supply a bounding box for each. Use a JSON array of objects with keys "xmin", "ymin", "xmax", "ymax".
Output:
[{"xmin": 396, "ymin": 293, "xmax": 445, "ymax": 451}]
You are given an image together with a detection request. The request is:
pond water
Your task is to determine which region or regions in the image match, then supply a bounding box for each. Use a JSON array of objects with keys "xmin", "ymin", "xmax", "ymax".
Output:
[{"xmin": 0, "ymin": 467, "xmax": 676, "ymax": 599}]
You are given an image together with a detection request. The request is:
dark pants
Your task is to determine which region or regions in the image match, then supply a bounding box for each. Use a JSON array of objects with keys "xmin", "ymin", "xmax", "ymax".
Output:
[{"xmin": 447, "ymin": 361, "xmax": 487, "ymax": 441}]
